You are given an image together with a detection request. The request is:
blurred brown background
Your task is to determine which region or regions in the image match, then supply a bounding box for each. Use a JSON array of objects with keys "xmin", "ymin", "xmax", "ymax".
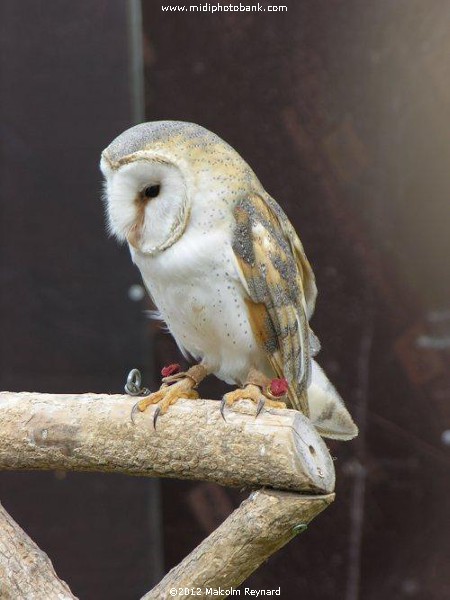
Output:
[{"xmin": 1, "ymin": 1, "xmax": 449, "ymax": 598}]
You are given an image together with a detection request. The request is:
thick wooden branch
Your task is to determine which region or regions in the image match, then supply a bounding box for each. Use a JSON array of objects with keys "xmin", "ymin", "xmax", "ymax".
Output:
[
  {"xmin": 1, "ymin": 391, "xmax": 336, "ymax": 596},
  {"xmin": 0, "ymin": 392, "xmax": 334, "ymax": 493},
  {"xmin": 0, "ymin": 502, "xmax": 76, "ymax": 600},
  {"xmin": 144, "ymin": 490, "xmax": 334, "ymax": 599}
]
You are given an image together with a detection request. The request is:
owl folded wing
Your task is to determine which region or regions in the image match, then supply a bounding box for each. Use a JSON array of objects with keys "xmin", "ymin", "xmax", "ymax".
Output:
[
  {"xmin": 231, "ymin": 193, "xmax": 358, "ymax": 439},
  {"xmin": 231, "ymin": 193, "xmax": 317, "ymax": 415}
]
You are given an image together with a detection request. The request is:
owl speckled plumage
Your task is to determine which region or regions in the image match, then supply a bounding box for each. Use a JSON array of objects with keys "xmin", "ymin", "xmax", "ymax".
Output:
[{"xmin": 101, "ymin": 121, "xmax": 357, "ymax": 440}]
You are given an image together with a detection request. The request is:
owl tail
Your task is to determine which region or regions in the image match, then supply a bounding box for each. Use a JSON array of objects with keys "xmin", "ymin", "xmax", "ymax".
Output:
[{"xmin": 307, "ymin": 359, "xmax": 358, "ymax": 440}]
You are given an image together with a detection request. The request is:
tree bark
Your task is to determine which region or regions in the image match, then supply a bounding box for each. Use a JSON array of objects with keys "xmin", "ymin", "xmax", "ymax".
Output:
[
  {"xmin": 0, "ymin": 502, "xmax": 76, "ymax": 600},
  {"xmin": 144, "ymin": 490, "xmax": 334, "ymax": 599},
  {"xmin": 0, "ymin": 392, "xmax": 334, "ymax": 493}
]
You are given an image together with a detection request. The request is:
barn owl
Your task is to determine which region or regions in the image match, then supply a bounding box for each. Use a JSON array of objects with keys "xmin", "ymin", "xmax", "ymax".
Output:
[{"xmin": 100, "ymin": 121, "xmax": 357, "ymax": 440}]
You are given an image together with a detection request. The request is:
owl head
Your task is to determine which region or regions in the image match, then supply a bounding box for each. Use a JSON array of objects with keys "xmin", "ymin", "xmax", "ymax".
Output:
[{"xmin": 100, "ymin": 121, "xmax": 255, "ymax": 256}]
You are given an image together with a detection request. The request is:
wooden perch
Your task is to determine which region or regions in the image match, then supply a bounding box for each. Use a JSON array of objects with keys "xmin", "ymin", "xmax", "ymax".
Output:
[
  {"xmin": 0, "ymin": 502, "xmax": 76, "ymax": 600},
  {"xmin": 144, "ymin": 489, "xmax": 334, "ymax": 599},
  {"xmin": 0, "ymin": 392, "xmax": 335, "ymax": 493},
  {"xmin": 0, "ymin": 390, "xmax": 337, "ymax": 597}
]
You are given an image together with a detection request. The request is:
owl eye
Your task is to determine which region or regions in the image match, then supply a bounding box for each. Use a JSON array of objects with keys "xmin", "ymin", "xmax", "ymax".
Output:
[{"xmin": 143, "ymin": 184, "xmax": 160, "ymax": 198}]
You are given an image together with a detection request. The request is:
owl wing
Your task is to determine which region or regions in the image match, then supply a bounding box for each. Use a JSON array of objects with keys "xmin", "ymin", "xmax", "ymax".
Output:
[{"xmin": 231, "ymin": 193, "xmax": 317, "ymax": 416}]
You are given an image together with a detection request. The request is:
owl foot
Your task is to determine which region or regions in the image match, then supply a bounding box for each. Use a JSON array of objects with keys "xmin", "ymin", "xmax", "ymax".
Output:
[
  {"xmin": 131, "ymin": 380, "xmax": 199, "ymax": 427},
  {"xmin": 220, "ymin": 384, "xmax": 286, "ymax": 421},
  {"xmin": 131, "ymin": 364, "xmax": 208, "ymax": 427}
]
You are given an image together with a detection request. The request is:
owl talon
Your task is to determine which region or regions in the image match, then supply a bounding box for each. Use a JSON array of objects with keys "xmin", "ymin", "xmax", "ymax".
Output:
[
  {"xmin": 153, "ymin": 405, "xmax": 161, "ymax": 429},
  {"xmin": 256, "ymin": 396, "xmax": 265, "ymax": 418},
  {"xmin": 220, "ymin": 397, "xmax": 228, "ymax": 421},
  {"xmin": 130, "ymin": 401, "xmax": 141, "ymax": 425}
]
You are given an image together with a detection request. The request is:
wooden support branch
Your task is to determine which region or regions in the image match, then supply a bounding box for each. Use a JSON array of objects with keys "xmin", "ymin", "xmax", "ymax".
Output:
[
  {"xmin": 0, "ymin": 392, "xmax": 335, "ymax": 493},
  {"xmin": 144, "ymin": 490, "xmax": 334, "ymax": 599},
  {"xmin": 0, "ymin": 502, "xmax": 76, "ymax": 600}
]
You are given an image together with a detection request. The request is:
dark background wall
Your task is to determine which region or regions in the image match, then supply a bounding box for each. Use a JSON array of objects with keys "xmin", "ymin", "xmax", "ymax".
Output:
[{"xmin": 1, "ymin": 1, "xmax": 450, "ymax": 599}]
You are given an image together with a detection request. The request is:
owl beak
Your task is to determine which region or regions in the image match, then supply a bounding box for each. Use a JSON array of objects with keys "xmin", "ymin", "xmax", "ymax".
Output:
[
  {"xmin": 126, "ymin": 205, "xmax": 146, "ymax": 250},
  {"xmin": 127, "ymin": 223, "xmax": 142, "ymax": 250}
]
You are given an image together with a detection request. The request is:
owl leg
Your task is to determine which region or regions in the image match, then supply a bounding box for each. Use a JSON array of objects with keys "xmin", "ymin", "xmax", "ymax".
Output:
[
  {"xmin": 221, "ymin": 368, "xmax": 287, "ymax": 420},
  {"xmin": 131, "ymin": 364, "xmax": 208, "ymax": 426}
]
